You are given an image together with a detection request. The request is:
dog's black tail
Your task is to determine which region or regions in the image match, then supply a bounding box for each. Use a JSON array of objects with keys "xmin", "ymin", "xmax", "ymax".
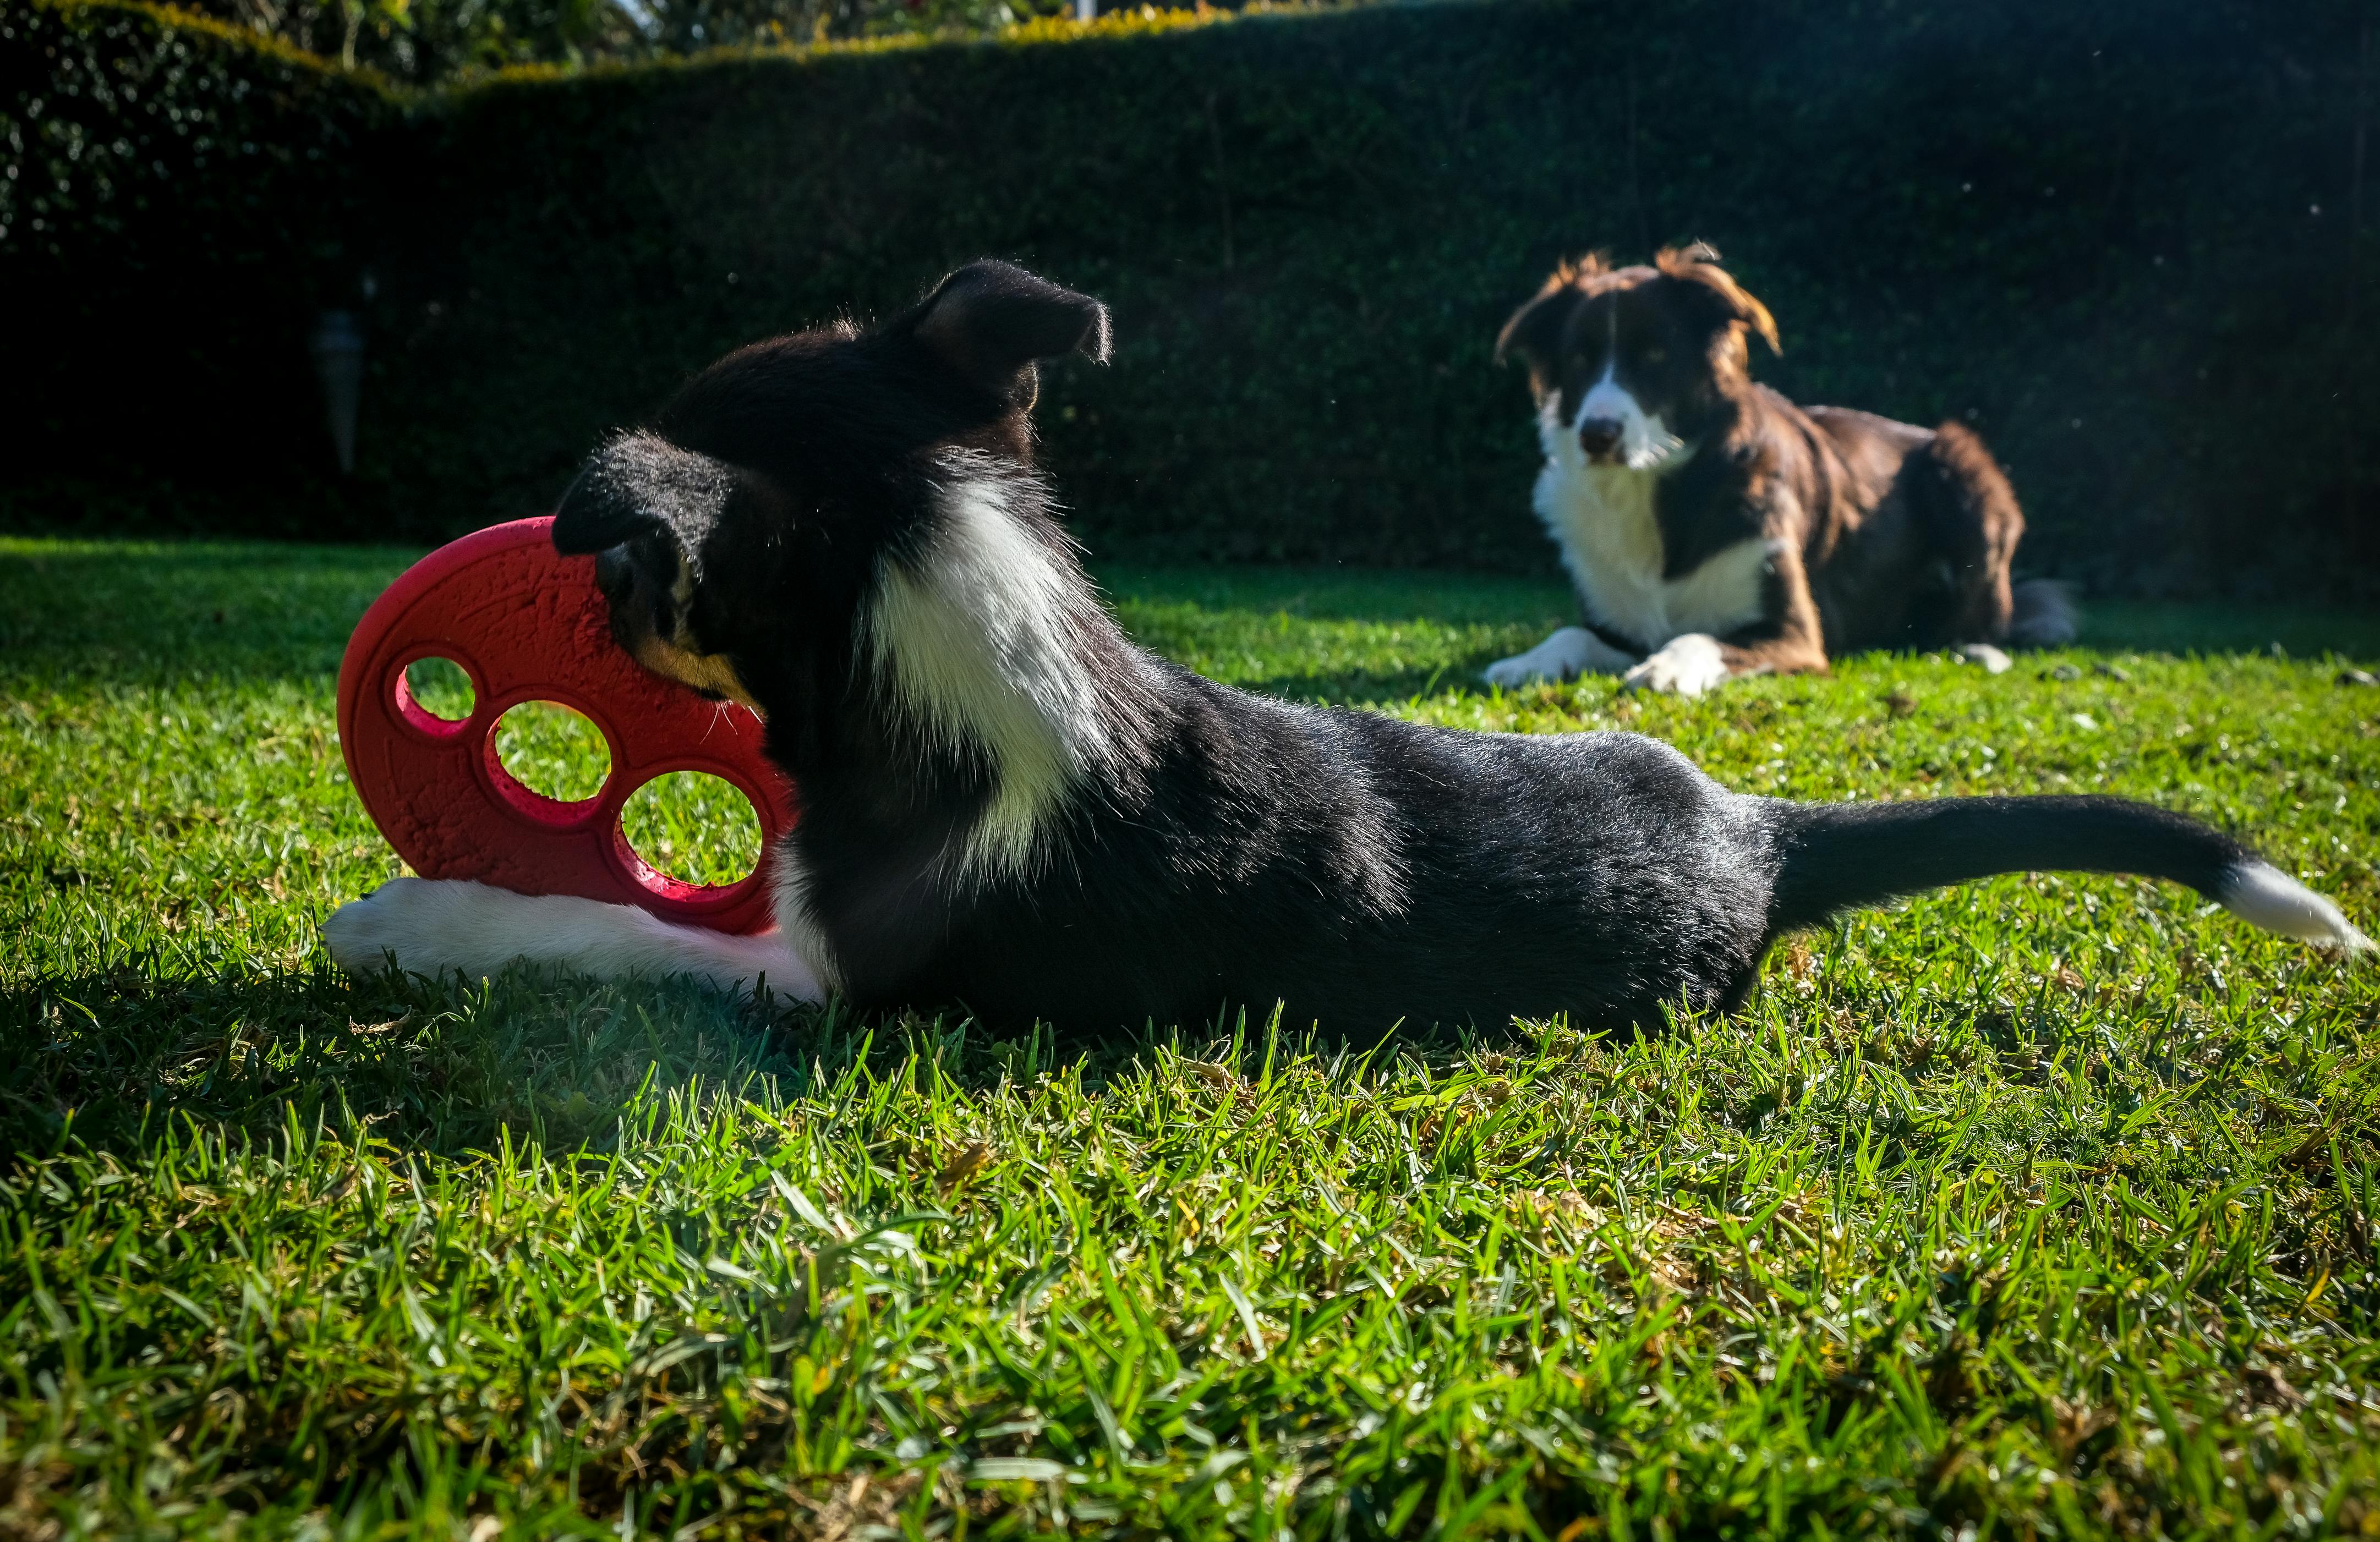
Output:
[{"xmin": 1765, "ymin": 795, "xmax": 2371, "ymax": 949}]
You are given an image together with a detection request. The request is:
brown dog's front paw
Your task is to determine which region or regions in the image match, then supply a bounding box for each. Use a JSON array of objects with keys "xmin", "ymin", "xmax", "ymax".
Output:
[{"xmin": 1622, "ymin": 634, "xmax": 1731, "ymax": 697}]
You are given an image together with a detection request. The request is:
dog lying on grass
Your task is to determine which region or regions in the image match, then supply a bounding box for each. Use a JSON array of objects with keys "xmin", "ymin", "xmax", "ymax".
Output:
[
  {"xmin": 1483, "ymin": 246, "xmax": 2073, "ymax": 696},
  {"xmin": 327, "ymin": 261, "xmax": 2369, "ymax": 1033}
]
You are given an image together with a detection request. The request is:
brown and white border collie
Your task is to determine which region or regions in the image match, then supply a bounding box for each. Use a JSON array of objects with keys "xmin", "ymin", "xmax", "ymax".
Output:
[
  {"xmin": 327, "ymin": 261, "xmax": 2367, "ymax": 1035},
  {"xmin": 1483, "ymin": 246, "xmax": 2073, "ymax": 695}
]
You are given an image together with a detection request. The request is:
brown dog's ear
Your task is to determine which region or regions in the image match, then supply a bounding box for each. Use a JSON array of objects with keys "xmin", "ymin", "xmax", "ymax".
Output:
[
  {"xmin": 1656, "ymin": 244, "xmax": 1781, "ymax": 356},
  {"xmin": 1496, "ymin": 258, "xmax": 1602, "ymax": 392},
  {"xmin": 905, "ymin": 260, "xmax": 1111, "ymax": 408}
]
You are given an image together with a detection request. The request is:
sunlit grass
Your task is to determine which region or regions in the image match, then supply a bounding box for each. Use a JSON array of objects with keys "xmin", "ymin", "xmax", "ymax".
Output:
[
  {"xmin": 3, "ymin": 536, "xmax": 2379, "ymax": 1537},
  {"xmin": 622, "ymin": 770, "xmax": 765, "ymax": 885},
  {"xmin": 493, "ymin": 699, "xmax": 612, "ymax": 804}
]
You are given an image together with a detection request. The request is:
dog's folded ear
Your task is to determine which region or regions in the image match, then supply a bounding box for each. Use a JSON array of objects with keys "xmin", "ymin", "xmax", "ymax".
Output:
[
  {"xmin": 905, "ymin": 260, "xmax": 1112, "ymax": 407},
  {"xmin": 1657, "ymin": 245, "xmax": 1782, "ymax": 357},
  {"xmin": 1495, "ymin": 273, "xmax": 1587, "ymax": 392},
  {"xmin": 553, "ymin": 431, "xmax": 737, "ymax": 555}
]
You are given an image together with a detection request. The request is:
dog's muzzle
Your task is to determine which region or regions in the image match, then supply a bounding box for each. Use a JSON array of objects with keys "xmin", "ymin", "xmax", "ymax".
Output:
[{"xmin": 1578, "ymin": 418, "xmax": 1624, "ymax": 459}]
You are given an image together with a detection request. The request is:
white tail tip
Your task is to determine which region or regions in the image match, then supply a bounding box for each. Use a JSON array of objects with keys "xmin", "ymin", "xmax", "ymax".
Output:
[{"xmin": 2219, "ymin": 861, "xmax": 2374, "ymax": 953}]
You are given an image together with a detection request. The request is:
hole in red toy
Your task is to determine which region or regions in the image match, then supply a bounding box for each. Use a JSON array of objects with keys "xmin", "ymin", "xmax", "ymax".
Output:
[
  {"xmin": 621, "ymin": 772, "xmax": 764, "ymax": 888},
  {"xmin": 493, "ymin": 701, "xmax": 611, "ymax": 806},
  {"xmin": 398, "ymin": 656, "xmax": 475, "ymax": 726}
]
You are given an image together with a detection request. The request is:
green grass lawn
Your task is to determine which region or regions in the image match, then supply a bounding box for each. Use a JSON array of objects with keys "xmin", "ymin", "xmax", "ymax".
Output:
[{"xmin": 5, "ymin": 536, "xmax": 2380, "ymax": 1539}]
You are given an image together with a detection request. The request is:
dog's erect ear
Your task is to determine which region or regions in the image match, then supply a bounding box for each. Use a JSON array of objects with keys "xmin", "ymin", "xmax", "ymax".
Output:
[
  {"xmin": 1656, "ymin": 244, "xmax": 1781, "ymax": 357},
  {"xmin": 1495, "ymin": 268, "xmax": 1590, "ymax": 393},
  {"xmin": 906, "ymin": 260, "xmax": 1112, "ymax": 407},
  {"xmin": 552, "ymin": 431, "xmax": 738, "ymax": 556}
]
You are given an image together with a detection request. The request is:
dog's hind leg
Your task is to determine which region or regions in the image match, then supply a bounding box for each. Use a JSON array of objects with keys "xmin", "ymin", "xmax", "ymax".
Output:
[
  {"xmin": 1909, "ymin": 421, "xmax": 2025, "ymax": 643},
  {"xmin": 325, "ymin": 877, "xmax": 824, "ymax": 1000}
]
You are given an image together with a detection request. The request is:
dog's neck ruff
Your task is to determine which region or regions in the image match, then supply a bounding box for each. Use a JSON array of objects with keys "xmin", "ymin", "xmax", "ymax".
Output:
[
  {"xmin": 863, "ymin": 453, "xmax": 1141, "ymax": 880},
  {"xmin": 1533, "ymin": 396, "xmax": 1769, "ymax": 651}
]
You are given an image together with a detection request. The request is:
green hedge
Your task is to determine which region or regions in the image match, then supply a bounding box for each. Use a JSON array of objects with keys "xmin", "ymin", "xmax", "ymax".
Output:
[
  {"xmin": 1, "ymin": 1, "xmax": 395, "ymax": 533},
  {"xmin": 8, "ymin": 0, "xmax": 2380, "ymax": 594}
]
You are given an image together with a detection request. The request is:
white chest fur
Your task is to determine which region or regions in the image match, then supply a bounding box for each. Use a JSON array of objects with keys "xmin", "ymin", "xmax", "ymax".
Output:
[{"xmin": 1532, "ymin": 434, "xmax": 1776, "ymax": 650}]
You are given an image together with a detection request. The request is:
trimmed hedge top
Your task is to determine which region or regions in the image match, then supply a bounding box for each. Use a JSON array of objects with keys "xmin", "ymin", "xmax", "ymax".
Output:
[{"xmin": 2, "ymin": 1, "xmax": 388, "ymax": 264}]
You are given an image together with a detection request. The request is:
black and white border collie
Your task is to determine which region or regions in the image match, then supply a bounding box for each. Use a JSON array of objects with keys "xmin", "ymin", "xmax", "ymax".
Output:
[
  {"xmin": 327, "ymin": 261, "xmax": 2368, "ymax": 1034},
  {"xmin": 1484, "ymin": 246, "xmax": 2073, "ymax": 696}
]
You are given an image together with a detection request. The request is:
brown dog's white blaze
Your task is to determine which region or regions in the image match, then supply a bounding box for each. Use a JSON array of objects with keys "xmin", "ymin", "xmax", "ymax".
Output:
[{"xmin": 1485, "ymin": 245, "xmax": 2055, "ymax": 696}]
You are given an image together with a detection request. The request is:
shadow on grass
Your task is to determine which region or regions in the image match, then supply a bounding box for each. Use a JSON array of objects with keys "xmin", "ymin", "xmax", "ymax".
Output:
[
  {"xmin": 0, "ymin": 964, "xmax": 856, "ymax": 1164},
  {"xmin": 0, "ymin": 539, "xmax": 417, "ymax": 688},
  {"xmin": 1098, "ymin": 563, "xmax": 1574, "ymax": 628},
  {"xmin": 1239, "ymin": 665, "xmax": 1496, "ymax": 707},
  {"xmin": 1, "ymin": 954, "xmax": 1575, "ymax": 1170},
  {"xmin": 0, "ymin": 964, "xmax": 1172, "ymax": 1167}
]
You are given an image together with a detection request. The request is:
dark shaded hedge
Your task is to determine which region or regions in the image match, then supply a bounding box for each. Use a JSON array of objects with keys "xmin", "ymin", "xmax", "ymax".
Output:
[
  {"xmin": 1, "ymin": 1, "xmax": 394, "ymax": 534},
  {"xmin": 8, "ymin": 1, "xmax": 2379, "ymax": 594}
]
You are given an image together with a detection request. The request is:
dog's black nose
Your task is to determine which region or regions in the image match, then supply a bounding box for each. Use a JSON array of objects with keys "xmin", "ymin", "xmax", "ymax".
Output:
[{"xmin": 1578, "ymin": 419, "xmax": 1624, "ymax": 457}]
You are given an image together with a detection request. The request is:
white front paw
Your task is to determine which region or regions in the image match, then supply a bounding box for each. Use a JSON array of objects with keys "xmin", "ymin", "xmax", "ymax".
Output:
[
  {"xmin": 325, "ymin": 877, "xmax": 510, "ymax": 979},
  {"xmin": 1483, "ymin": 627, "xmax": 1634, "ymax": 688},
  {"xmin": 1622, "ymin": 634, "xmax": 1732, "ymax": 698},
  {"xmin": 1483, "ymin": 647, "xmax": 1564, "ymax": 688}
]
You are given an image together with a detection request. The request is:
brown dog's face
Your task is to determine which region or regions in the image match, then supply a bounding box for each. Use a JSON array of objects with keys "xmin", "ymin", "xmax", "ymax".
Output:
[
  {"xmin": 1497, "ymin": 246, "xmax": 1781, "ymax": 469},
  {"xmin": 549, "ymin": 262, "xmax": 1112, "ymax": 720}
]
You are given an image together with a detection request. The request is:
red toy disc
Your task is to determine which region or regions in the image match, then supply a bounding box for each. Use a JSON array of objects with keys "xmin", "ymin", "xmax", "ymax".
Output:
[{"xmin": 336, "ymin": 516, "xmax": 795, "ymax": 935}]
